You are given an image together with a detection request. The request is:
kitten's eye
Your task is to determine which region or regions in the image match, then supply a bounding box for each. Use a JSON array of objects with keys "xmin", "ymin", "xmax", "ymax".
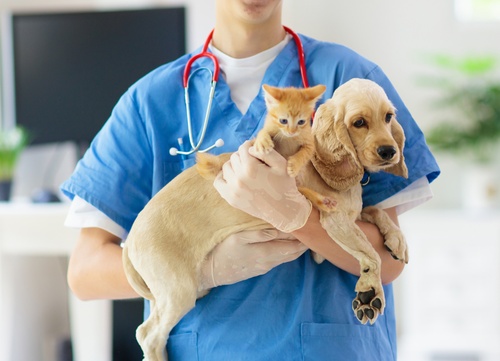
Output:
[
  {"xmin": 353, "ymin": 118, "xmax": 366, "ymax": 128},
  {"xmin": 279, "ymin": 119, "xmax": 288, "ymax": 125},
  {"xmin": 385, "ymin": 113, "xmax": 393, "ymax": 123},
  {"xmin": 297, "ymin": 119, "xmax": 307, "ymax": 126}
]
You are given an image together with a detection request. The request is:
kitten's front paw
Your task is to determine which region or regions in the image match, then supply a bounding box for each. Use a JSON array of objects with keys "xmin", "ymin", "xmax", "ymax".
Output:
[
  {"xmin": 254, "ymin": 136, "xmax": 274, "ymax": 154},
  {"xmin": 287, "ymin": 159, "xmax": 301, "ymax": 177},
  {"xmin": 287, "ymin": 159, "xmax": 310, "ymax": 178}
]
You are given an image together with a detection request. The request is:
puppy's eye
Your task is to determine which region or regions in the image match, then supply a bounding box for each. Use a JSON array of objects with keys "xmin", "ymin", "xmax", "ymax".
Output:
[
  {"xmin": 297, "ymin": 119, "xmax": 307, "ymax": 126},
  {"xmin": 353, "ymin": 118, "xmax": 366, "ymax": 128},
  {"xmin": 385, "ymin": 113, "xmax": 393, "ymax": 123},
  {"xmin": 279, "ymin": 119, "xmax": 288, "ymax": 125}
]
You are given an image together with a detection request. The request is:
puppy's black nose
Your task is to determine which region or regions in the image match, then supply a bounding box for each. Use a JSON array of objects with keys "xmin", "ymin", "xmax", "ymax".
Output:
[{"xmin": 377, "ymin": 146, "xmax": 397, "ymax": 160}]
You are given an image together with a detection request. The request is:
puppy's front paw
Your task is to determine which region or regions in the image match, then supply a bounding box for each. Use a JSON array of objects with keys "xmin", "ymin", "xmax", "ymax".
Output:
[
  {"xmin": 352, "ymin": 287, "xmax": 385, "ymax": 325},
  {"xmin": 384, "ymin": 230, "xmax": 409, "ymax": 264},
  {"xmin": 353, "ymin": 270, "xmax": 385, "ymax": 325}
]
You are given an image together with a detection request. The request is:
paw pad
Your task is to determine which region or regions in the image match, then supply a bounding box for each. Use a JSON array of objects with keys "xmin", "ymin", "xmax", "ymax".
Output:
[{"xmin": 352, "ymin": 288, "xmax": 385, "ymax": 325}]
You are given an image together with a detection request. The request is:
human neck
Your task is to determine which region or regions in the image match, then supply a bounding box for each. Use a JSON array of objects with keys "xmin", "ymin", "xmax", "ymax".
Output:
[{"xmin": 212, "ymin": 20, "xmax": 285, "ymax": 58}]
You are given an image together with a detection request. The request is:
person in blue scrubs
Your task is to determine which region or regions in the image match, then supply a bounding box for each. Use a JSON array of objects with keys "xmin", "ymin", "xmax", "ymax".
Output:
[{"xmin": 62, "ymin": 1, "xmax": 440, "ymax": 360}]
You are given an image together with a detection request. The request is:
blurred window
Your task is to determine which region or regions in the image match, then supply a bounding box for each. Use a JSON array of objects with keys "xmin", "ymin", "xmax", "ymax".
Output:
[{"xmin": 455, "ymin": 0, "xmax": 500, "ymax": 21}]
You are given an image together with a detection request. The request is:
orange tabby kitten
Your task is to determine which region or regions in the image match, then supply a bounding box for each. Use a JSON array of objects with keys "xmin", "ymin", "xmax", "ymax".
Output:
[
  {"xmin": 255, "ymin": 84, "xmax": 324, "ymax": 177},
  {"xmin": 198, "ymin": 84, "xmax": 335, "ymax": 212}
]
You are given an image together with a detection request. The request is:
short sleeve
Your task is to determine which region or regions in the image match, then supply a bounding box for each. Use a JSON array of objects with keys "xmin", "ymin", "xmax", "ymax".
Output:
[{"xmin": 60, "ymin": 90, "xmax": 153, "ymax": 232}]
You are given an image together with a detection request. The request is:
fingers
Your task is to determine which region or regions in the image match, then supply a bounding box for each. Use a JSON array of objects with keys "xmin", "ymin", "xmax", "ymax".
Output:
[
  {"xmin": 217, "ymin": 141, "xmax": 254, "ymax": 185},
  {"xmin": 216, "ymin": 140, "xmax": 288, "ymax": 186},
  {"xmin": 254, "ymin": 239, "xmax": 308, "ymax": 270},
  {"xmin": 237, "ymin": 229, "xmax": 297, "ymax": 244},
  {"xmin": 231, "ymin": 229, "xmax": 306, "ymax": 262},
  {"xmin": 248, "ymin": 145, "xmax": 287, "ymax": 173},
  {"xmin": 235, "ymin": 140, "xmax": 254, "ymax": 168},
  {"xmin": 237, "ymin": 229, "xmax": 279, "ymax": 244},
  {"xmin": 275, "ymin": 230, "xmax": 298, "ymax": 240},
  {"xmin": 268, "ymin": 239, "xmax": 308, "ymax": 256},
  {"xmin": 213, "ymin": 155, "xmax": 236, "ymax": 193},
  {"xmin": 214, "ymin": 141, "xmax": 252, "ymax": 184},
  {"xmin": 236, "ymin": 140, "xmax": 287, "ymax": 174},
  {"xmin": 252, "ymin": 237, "xmax": 307, "ymax": 258}
]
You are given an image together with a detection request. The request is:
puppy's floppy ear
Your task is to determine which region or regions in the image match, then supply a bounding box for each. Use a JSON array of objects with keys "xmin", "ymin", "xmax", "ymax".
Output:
[
  {"xmin": 312, "ymin": 101, "xmax": 335, "ymax": 139},
  {"xmin": 385, "ymin": 118, "xmax": 409, "ymax": 178},
  {"xmin": 332, "ymin": 108, "xmax": 363, "ymax": 170},
  {"xmin": 312, "ymin": 99, "xmax": 365, "ymax": 190}
]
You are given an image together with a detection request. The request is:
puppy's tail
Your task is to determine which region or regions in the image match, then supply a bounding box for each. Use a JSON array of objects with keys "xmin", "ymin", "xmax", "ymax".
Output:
[
  {"xmin": 196, "ymin": 152, "xmax": 226, "ymax": 180},
  {"xmin": 122, "ymin": 244, "xmax": 153, "ymax": 300}
]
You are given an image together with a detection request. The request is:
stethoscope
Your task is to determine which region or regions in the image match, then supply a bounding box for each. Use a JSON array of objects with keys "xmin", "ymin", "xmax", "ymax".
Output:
[{"xmin": 169, "ymin": 26, "xmax": 310, "ymax": 156}]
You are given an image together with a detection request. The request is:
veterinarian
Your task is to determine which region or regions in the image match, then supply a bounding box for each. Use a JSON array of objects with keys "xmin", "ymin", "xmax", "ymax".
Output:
[{"xmin": 61, "ymin": 0, "xmax": 440, "ymax": 359}]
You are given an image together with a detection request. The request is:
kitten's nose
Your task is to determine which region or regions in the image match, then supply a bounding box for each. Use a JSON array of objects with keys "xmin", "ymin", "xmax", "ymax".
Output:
[{"xmin": 377, "ymin": 146, "xmax": 396, "ymax": 160}]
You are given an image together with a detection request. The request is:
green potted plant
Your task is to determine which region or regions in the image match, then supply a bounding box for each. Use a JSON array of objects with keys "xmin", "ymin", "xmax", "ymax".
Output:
[
  {"xmin": 421, "ymin": 54, "xmax": 500, "ymax": 209},
  {"xmin": 422, "ymin": 54, "xmax": 500, "ymax": 162},
  {"xmin": 0, "ymin": 126, "xmax": 29, "ymax": 201}
]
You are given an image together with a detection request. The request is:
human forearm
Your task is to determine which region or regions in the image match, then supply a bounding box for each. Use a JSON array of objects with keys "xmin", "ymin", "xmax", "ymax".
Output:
[
  {"xmin": 292, "ymin": 207, "xmax": 405, "ymax": 284},
  {"xmin": 67, "ymin": 227, "xmax": 140, "ymax": 301}
]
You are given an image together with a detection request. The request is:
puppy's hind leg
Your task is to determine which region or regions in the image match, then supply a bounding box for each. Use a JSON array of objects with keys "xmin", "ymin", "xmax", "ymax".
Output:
[
  {"xmin": 136, "ymin": 299, "xmax": 165, "ymax": 361},
  {"xmin": 298, "ymin": 186, "xmax": 336, "ymax": 213},
  {"xmin": 137, "ymin": 278, "xmax": 199, "ymax": 361}
]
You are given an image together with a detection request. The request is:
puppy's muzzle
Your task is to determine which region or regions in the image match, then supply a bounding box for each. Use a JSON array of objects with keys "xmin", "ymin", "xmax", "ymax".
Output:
[{"xmin": 377, "ymin": 146, "xmax": 397, "ymax": 161}]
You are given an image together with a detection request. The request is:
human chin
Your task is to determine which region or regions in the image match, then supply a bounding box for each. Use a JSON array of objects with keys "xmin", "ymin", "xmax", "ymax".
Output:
[{"xmin": 239, "ymin": 0, "xmax": 282, "ymax": 21}]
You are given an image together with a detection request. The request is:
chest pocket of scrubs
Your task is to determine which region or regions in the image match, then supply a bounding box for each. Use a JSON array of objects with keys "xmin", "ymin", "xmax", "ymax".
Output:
[
  {"xmin": 301, "ymin": 323, "xmax": 395, "ymax": 361},
  {"xmin": 166, "ymin": 332, "xmax": 199, "ymax": 361}
]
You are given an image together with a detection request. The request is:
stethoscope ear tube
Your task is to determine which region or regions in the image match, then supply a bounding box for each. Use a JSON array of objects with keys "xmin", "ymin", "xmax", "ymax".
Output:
[
  {"xmin": 169, "ymin": 77, "xmax": 222, "ymax": 156},
  {"xmin": 182, "ymin": 52, "xmax": 220, "ymax": 88},
  {"xmin": 169, "ymin": 31, "xmax": 224, "ymax": 156}
]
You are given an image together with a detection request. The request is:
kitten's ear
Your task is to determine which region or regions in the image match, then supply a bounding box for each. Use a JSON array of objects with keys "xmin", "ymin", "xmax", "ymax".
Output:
[
  {"xmin": 304, "ymin": 84, "xmax": 326, "ymax": 102},
  {"xmin": 262, "ymin": 84, "xmax": 284, "ymax": 107}
]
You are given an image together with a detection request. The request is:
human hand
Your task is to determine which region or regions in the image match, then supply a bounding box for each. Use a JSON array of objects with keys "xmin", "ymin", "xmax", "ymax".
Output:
[
  {"xmin": 199, "ymin": 229, "xmax": 307, "ymax": 291},
  {"xmin": 213, "ymin": 141, "xmax": 312, "ymax": 233}
]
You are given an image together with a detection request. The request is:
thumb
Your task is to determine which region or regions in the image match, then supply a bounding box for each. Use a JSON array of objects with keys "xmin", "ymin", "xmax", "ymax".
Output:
[{"xmin": 249, "ymin": 146, "xmax": 287, "ymax": 171}]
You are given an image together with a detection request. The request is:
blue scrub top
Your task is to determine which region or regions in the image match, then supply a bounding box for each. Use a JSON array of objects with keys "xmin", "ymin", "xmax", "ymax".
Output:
[{"xmin": 61, "ymin": 34, "xmax": 440, "ymax": 361}]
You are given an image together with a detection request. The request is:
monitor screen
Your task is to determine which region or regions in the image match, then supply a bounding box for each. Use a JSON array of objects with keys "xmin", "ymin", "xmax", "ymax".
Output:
[{"xmin": 2, "ymin": 7, "xmax": 186, "ymax": 145}]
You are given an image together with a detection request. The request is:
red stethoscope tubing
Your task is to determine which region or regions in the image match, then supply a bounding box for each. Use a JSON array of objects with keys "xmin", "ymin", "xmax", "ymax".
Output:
[
  {"xmin": 182, "ymin": 26, "xmax": 309, "ymax": 89},
  {"xmin": 283, "ymin": 25, "xmax": 309, "ymax": 88}
]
